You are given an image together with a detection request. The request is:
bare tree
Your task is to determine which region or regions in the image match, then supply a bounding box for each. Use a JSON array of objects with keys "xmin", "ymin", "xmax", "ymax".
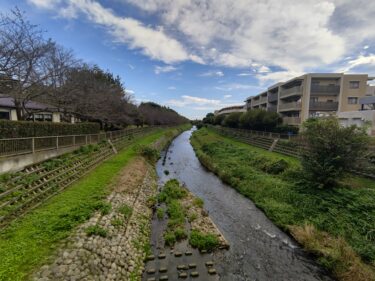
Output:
[{"xmin": 0, "ymin": 8, "xmax": 76, "ymax": 120}]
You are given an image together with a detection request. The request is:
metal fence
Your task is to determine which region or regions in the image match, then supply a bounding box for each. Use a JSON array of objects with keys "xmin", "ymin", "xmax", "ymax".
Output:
[{"xmin": 0, "ymin": 126, "xmax": 159, "ymax": 158}]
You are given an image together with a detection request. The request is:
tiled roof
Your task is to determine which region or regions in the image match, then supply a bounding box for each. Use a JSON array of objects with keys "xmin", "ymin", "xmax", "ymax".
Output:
[{"xmin": 0, "ymin": 94, "xmax": 57, "ymax": 111}]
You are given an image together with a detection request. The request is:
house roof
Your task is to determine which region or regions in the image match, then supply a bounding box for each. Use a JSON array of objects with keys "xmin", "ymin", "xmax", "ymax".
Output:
[{"xmin": 0, "ymin": 95, "xmax": 57, "ymax": 111}]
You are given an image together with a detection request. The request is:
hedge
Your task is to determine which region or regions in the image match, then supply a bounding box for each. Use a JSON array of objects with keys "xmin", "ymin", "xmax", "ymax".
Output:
[{"xmin": 0, "ymin": 120, "xmax": 100, "ymax": 138}]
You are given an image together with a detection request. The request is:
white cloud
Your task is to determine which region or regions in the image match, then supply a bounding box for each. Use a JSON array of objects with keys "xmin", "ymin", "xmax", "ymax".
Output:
[
  {"xmin": 126, "ymin": 0, "xmax": 348, "ymax": 72},
  {"xmin": 223, "ymin": 94, "xmax": 232, "ymax": 99},
  {"xmin": 200, "ymin": 70, "xmax": 224, "ymax": 77},
  {"xmin": 215, "ymin": 83, "xmax": 261, "ymax": 91},
  {"xmin": 166, "ymin": 95, "xmax": 241, "ymax": 113},
  {"xmin": 154, "ymin": 65, "xmax": 177, "ymax": 74},
  {"xmin": 337, "ymin": 54, "xmax": 375, "ymax": 72},
  {"xmin": 29, "ymin": 0, "xmax": 194, "ymax": 64},
  {"xmin": 256, "ymin": 70, "xmax": 304, "ymax": 85},
  {"xmin": 167, "ymin": 86, "xmax": 176, "ymax": 90},
  {"xmin": 128, "ymin": 64, "xmax": 135, "ymax": 69},
  {"xmin": 237, "ymin": 72, "xmax": 252, "ymax": 76},
  {"xmin": 364, "ymin": 45, "xmax": 370, "ymax": 50},
  {"xmin": 126, "ymin": 89, "xmax": 135, "ymax": 94}
]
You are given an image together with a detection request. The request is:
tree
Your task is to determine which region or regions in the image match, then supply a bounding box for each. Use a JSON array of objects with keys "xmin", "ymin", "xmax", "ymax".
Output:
[
  {"xmin": 202, "ymin": 113, "xmax": 215, "ymax": 124},
  {"xmin": 214, "ymin": 114, "xmax": 225, "ymax": 125},
  {"xmin": 301, "ymin": 117, "xmax": 369, "ymax": 188},
  {"xmin": 223, "ymin": 112, "xmax": 242, "ymax": 128},
  {"xmin": 239, "ymin": 109, "xmax": 281, "ymax": 130},
  {"xmin": 0, "ymin": 8, "xmax": 76, "ymax": 120},
  {"xmin": 138, "ymin": 102, "xmax": 188, "ymax": 126}
]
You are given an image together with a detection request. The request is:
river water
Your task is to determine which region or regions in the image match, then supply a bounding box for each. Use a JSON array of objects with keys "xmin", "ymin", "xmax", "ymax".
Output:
[{"xmin": 155, "ymin": 128, "xmax": 334, "ymax": 281}]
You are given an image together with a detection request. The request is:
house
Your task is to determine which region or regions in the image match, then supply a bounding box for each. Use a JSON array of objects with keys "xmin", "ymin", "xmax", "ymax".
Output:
[
  {"xmin": 245, "ymin": 73, "xmax": 375, "ymax": 126},
  {"xmin": 0, "ymin": 94, "xmax": 62, "ymax": 122}
]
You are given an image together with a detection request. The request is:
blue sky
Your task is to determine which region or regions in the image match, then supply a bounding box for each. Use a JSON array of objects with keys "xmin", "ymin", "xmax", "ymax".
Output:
[{"xmin": 1, "ymin": 0, "xmax": 375, "ymax": 119}]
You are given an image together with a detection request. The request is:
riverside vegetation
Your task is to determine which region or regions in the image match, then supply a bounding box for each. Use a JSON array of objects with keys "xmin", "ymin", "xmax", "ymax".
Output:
[
  {"xmin": 191, "ymin": 127, "xmax": 375, "ymax": 281},
  {"xmin": 0, "ymin": 125, "xmax": 189, "ymax": 281}
]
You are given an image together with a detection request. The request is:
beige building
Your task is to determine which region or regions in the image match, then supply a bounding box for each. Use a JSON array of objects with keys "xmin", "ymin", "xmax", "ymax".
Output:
[
  {"xmin": 214, "ymin": 105, "xmax": 246, "ymax": 116},
  {"xmin": 245, "ymin": 73, "xmax": 374, "ymax": 126}
]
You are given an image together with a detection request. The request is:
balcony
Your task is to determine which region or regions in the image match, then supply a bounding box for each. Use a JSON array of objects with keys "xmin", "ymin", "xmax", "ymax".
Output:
[
  {"xmin": 278, "ymin": 101, "xmax": 302, "ymax": 112},
  {"xmin": 279, "ymin": 86, "xmax": 302, "ymax": 98},
  {"xmin": 311, "ymin": 85, "xmax": 340, "ymax": 96},
  {"xmin": 283, "ymin": 117, "xmax": 301, "ymax": 125},
  {"xmin": 260, "ymin": 96, "xmax": 268, "ymax": 104},
  {"xmin": 268, "ymin": 104, "xmax": 277, "ymax": 112},
  {"xmin": 268, "ymin": 93, "xmax": 278, "ymax": 102},
  {"xmin": 309, "ymin": 101, "xmax": 338, "ymax": 111}
]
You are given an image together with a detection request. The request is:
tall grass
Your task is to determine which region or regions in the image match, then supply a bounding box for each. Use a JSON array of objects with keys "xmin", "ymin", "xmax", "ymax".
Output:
[{"xmin": 191, "ymin": 128, "xmax": 375, "ymax": 281}]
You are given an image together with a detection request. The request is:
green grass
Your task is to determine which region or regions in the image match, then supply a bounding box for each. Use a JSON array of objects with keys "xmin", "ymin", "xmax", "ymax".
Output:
[
  {"xmin": 0, "ymin": 128, "xmax": 175, "ymax": 281},
  {"xmin": 118, "ymin": 204, "xmax": 133, "ymax": 220},
  {"xmin": 85, "ymin": 225, "xmax": 107, "ymax": 237},
  {"xmin": 191, "ymin": 128, "xmax": 375, "ymax": 277},
  {"xmin": 189, "ymin": 230, "xmax": 220, "ymax": 251}
]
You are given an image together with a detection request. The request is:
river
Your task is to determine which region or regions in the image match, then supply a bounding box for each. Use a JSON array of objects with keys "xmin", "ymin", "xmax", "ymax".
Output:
[{"xmin": 155, "ymin": 128, "xmax": 333, "ymax": 281}]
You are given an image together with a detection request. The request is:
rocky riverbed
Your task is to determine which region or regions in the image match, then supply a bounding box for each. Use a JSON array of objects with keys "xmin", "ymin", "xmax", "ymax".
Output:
[{"xmin": 33, "ymin": 158, "xmax": 157, "ymax": 281}]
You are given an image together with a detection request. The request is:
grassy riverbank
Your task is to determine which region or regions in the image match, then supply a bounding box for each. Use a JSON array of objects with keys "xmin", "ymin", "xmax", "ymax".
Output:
[
  {"xmin": 191, "ymin": 127, "xmax": 375, "ymax": 281},
  {"xmin": 0, "ymin": 126, "xmax": 188, "ymax": 281}
]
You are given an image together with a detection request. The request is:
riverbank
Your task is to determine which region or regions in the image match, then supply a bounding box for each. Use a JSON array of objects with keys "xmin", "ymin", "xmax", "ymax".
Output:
[
  {"xmin": 191, "ymin": 127, "xmax": 375, "ymax": 281},
  {"xmin": 0, "ymin": 125, "xmax": 189, "ymax": 281}
]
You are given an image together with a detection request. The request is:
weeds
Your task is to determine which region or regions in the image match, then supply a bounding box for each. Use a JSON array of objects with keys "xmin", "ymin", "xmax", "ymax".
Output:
[
  {"xmin": 189, "ymin": 230, "xmax": 219, "ymax": 251},
  {"xmin": 156, "ymin": 208, "xmax": 164, "ymax": 219},
  {"xmin": 119, "ymin": 204, "xmax": 133, "ymax": 220},
  {"xmin": 111, "ymin": 218, "xmax": 123, "ymax": 228},
  {"xmin": 85, "ymin": 225, "xmax": 108, "ymax": 237},
  {"xmin": 191, "ymin": 127, "xmax": 375, "ymax": 280},
  {"xmin": 95, "ymin": 202, "xmax": 112, "ymax": 215}
]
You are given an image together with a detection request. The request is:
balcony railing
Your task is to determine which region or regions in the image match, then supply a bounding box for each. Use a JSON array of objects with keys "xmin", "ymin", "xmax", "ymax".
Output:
[
  {"xmin": 309, "ymin": 101, "xmax": 338, "ymax": 111},
  {"xmin": 268, "ymin": 104, "xmax": 277, "ymax": 112},
  {"xmin": 311, "ymin": 85, "xmax": 340, "ymax": 95},
  {"xmin": 260, "ymin": 96, "xmax": 268, "ymax": 103},
  {"xmin": 268, "ymin": 93, "xmax": 278, "ymax": 102},
  {"xmin": 280, "ymin": 86, "xmax": 302, "ymax": 98},
  {"xmin": 283, "ymin": 117, "xmax": 301, "ymax": 125},
  {"xmin": 278, "ymin": 101, "xmax": 302, "ymax": 112}
]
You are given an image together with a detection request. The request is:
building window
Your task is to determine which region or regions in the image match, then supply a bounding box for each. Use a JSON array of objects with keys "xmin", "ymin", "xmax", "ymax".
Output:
[
  {"xmin": 310, "ymin": 97, "xmax": 318, "ymax": 103},
  {"xmin": 349, "ymin": 81, "xmax": 360, "ymax": 89},
  {"xmin": 348, "ymin": 97, "xmax": 358, "ymax": 104},
  {"xmin": 0, "ymin": 111, "xmax": 10, "ymax": 120}
]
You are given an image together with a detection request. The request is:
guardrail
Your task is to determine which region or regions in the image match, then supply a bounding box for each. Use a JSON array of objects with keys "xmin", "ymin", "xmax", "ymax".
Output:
[{"xmin": 0, "ymin": 127, "xmax": 159, "ymax": 158}]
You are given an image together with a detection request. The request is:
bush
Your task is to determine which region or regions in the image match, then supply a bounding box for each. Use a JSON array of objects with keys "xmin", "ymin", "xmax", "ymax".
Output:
[
  {"xmin": 174, "ymin": 228, "xmax": 187, "ymax": 240},
  {"xmin": 118, "ymin": 204, "xmax": 133, "ymax": 219},
  {"xmin": 0, "ymin": 120, "xmax": 100, "ymax": 138},
  {"xmin": 164, "ymin": 231, "xmax": 176, "ymax": 246},
  {"xmin": 85, "ymin": 225, "xmax": 107, "ymax": 237},
  {"xmin": 156, "ymin": 208, "xmax": 164, "ymax": 219},
  {"xmin": 137, "ymin": 145, "xmax": 159, "ymax": 162},
  {"xmin": 223, "ymin": 112, "xmax": 242, "ymax": 128},
  {"xmin": 301, "ymin": 118, "xmax": 370, "ymax": 188},
  {"xmin": 189, "ymin": 230, "xmax": 220, "ymax": 251},
  {"xmin": 239, "ymin": 109, "xmax": 282, "ymax": 131}
]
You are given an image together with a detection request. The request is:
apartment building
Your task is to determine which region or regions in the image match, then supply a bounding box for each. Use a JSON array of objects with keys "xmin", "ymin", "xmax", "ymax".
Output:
[
  {"xmin": 245, "ymin": 73, "xmax": 374, "ymax": 126},
  {"xmin": 214, "ymin": 105, "xmax": 246, "ymax": 116}
]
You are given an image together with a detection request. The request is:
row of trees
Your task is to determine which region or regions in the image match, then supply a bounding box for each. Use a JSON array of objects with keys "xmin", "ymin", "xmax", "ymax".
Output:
[
  {"xmin": 202, "ymin": 109, "xmax": 297, "ymax": 133},
  {"xmin": 0, "ymin": 8, "xmax": 188, "ymax": 129}
]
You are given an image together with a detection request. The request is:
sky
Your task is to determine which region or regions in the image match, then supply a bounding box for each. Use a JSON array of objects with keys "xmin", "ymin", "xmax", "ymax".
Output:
[{"xmin": 1, "ymin": 0, "xmax": 375, "ymax": 119}]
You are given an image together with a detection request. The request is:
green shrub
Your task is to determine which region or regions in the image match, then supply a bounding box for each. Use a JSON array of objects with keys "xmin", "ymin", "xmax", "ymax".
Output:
[
  {"xmin": 85, "ymin": 225, "xmax": 107, "ymax": 237},
  {"xmin": 156, "ymin": 208, "xmax": 164, "ymax": 220},
  {"xmin": 174, "ymin": 228, "xmax": 187, "ymax": 240},
  {"xmin": 193, "ymin": 198, "xmax": 204, "ymax": 208},
  {"xmin": 95, "ymin": 202, "xmax": 111, "ymax": 215},
  {"xmin": 302, "ymin": 118, "xmax": 369, "ymax": 187},
  {"xmin": 262, "ymin": 159, "xmax": 289, "ymax": 174},
  {"xmin": 111, "ymin": 218, "xmax": 123, "ymax": 227},
  {"xmin": 119, "ymin": 204, "xmax": 133, "ymax": 219},
  {"xmin": 164, "ymin": 231, "xmax": 176, "ymax": 246},
  {"xmin": 189, "ymin": 230, "xmax": 219, "ymax": 251},
  {"xmin": 146, "ymin": 196, "xmax": 157, "ymax": 208},
  {"xmin": 157, "ymin": 179, "xmax": 187, "ymax": 203},
  {"xmin": 137, "ymin": 145, "xmax": 159, "ymax": 162},
  {"xmin": 0, "ymin": 120, "xmax": 100, "ymax": 138},
  {"xmin": 188, "ymin": 213, "xmax": 198, "ymax": 222}
]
